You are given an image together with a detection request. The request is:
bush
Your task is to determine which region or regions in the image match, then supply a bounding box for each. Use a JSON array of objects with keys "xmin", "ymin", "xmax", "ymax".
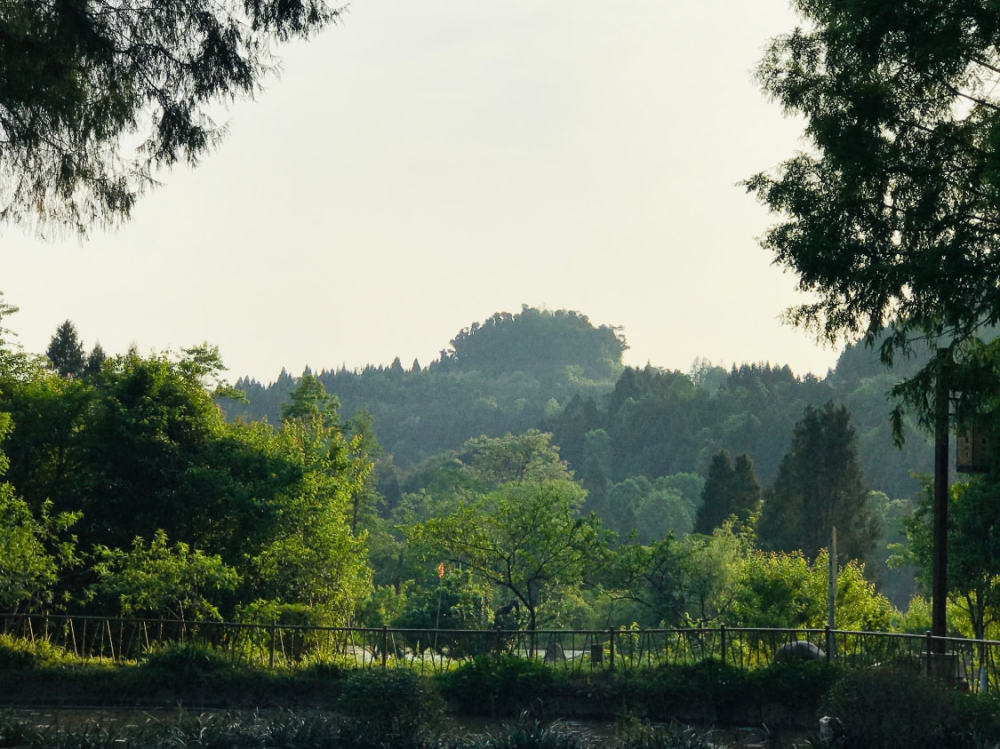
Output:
[
  {"xmin": 624, "ymin": 660, "xmax": 749, "ymax": 721},
  {"xmin": 438, "ymin": 656, "xmax": 559, "ymax": 716},
  {"xmin": 821, "ymin": 667, "xmax": 980, "ymax": 749},
  {"xmin": 0, "ymin": 638, "xmax": 36, "ymax": 670},
  {"xmin": 141, "ymin": 643, "xmax": 234, "ymax": 682},
  {"xmin": 336, "ymin": 668, "xmax": 444, "ymax": 746},
  {"xmin": 750, "ymin": 659, "xmax": 842, "ymax": 712},
  {"xmin": 0, "ymin": 634, "xmax": 67, "ymax": 670}
]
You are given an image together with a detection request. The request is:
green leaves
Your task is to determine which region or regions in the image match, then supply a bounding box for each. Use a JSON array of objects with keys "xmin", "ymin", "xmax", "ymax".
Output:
[
  {"xmin": 750, "ymin": 0, "xmax": 1000, "ymax": 430},
  {"xmin": 411, "ymin": 477, "xmax": 601, "ymax": 630},
  {"xmin": 0, "ymin": 1, "xmax": 341, "ymax": 233},
  {"xmin": 0, "ymin": 491, "xmax": 80, "ymax": 613},
  {"xmin": 94, "ymin": 530, "xmax": 238, "ymax": 622}
]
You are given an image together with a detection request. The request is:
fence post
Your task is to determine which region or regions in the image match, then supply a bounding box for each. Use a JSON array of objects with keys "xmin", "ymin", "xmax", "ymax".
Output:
[
  {"xmin": 608, "ymin": 627, "xmax": 615, "ymax": 671},
  {"xmin": 381, "ymin": 626, "xmax": 389, "ymax": 668},
  {"xmin": 720, "ymin": 624, "xmax": 726, "ymax": 665},
  {"xmin": 269, "ymin": 623, "xmax": 276, "ymax": 670},
  {"xmin": 925, "ymin": 631, "xmax": 933, "ymax": 676},
  {"xmin": 825, "ymin": 626, "xmax": 832, "ymax": 661}
]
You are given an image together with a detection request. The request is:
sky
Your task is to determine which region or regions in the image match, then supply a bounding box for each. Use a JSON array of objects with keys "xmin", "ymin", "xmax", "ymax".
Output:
[{"xmin": 2, "ymin": 0, "xmax": 839, "ymax": 385}]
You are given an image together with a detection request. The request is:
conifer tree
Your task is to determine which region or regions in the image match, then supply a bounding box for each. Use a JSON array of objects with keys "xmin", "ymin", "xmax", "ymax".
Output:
[
  {"xmin": 694, "ymin": 451, "xmax": 735, "ymax": 535},
  {"xmin": 46, "ymin": 321, "xmax": 85, "ymax": 378},
  {"xmin": 759, "ymin": 403, "xmax": 877, "ymax": 561},
  {"xmin": 1, "ymin": 1, "xmax": 341, "ymax": 234},
  {"xmin": 730, "ymin": 454, "xmax": 762, "ymax": 521},
  {"xmin": 84, "ymin": 343, "xmax": 106, "ymax": 377}
]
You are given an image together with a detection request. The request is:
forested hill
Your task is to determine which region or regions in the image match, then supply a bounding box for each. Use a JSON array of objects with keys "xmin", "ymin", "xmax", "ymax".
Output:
[
  {"xmin": 222, "ymin": 307, "xmax": 936, "ymax": 501},
  {"xmin": 222, "ymin": 307, "xmax": 627, "ymax": 468}
]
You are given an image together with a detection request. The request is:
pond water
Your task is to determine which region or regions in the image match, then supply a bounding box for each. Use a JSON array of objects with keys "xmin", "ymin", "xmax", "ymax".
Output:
[{"xmin": 2, "ymin": 707, "xmax": 814, "ymax": 747}]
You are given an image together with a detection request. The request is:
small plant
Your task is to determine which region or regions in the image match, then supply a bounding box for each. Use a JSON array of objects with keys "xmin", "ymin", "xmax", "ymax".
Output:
[
  {"xmin": 336, "ymin": 668, "xmax": 444, "ymax": 746},
  {"xmin": 482, "ymin": 715, "xmax": 587, "ymax": 749},
  {"xmin": 616, "ymin": 715, "xmax": 712, "ymax": 749}
]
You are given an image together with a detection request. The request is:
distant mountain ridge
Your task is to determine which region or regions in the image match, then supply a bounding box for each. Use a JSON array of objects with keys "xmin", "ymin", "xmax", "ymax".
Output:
[{"xmin": 222, "ymin": 306, "xmax": 939, "ymax": 501}]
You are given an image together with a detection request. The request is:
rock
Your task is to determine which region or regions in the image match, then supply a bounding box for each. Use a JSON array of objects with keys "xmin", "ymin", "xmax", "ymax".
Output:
[
  {"xmin": 818, "ymin": 715, "xmax": 846, "ymax": 747},
  {"xmin": 774, "ymin": 640, "xmax": 825, "ymax": 662}
]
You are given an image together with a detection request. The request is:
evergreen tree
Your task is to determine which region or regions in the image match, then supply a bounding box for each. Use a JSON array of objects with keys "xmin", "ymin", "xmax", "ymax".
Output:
[
  {"xmin": 280, "ymin": 373, "xmax": 339, "ymax": 428},
  {"xmin": 759, "ymin": 403, "xmax": 878, "ymax": 562},
  {"xmin": 84, "ymin": 343, "xmax": 106, "ymax": 377},
  {"xmin": 580, "ymin": 428, "xmax": 612, "ymax": 514},
  {"xmin": 730, "ymin": 454, "xmax": 762, "ymax": 521},
  {"xmin": 46, "ymin": 321, "xmax": 85, "ymax": 378},
  {"xmin": 694, "ymin": 451, "xmax": 735, "ymax": 535},
  {"xmin": 2, "ymin": 1, "xmax": 341, "ymax": 233}
]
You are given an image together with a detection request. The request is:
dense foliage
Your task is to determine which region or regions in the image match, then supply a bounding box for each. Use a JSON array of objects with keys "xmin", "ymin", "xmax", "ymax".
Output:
[
  {"xmin": 0, "ymin": 0, "xmax": 339, "ymax": 233},
  {"xmin": 3, "ymin": 296, "xmax": 996, "ymax": 641},
  {"xmin": 0, "ymin": 299, "xmax": 371, "ymax": 624}
]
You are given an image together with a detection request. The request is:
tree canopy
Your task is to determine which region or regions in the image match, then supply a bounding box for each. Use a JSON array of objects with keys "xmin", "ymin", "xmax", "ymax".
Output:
[
  {"xmin": 0, "ymin": 0, "xmax": 339, "ymax": 234},
  {"xmin": 759, "ymin": 402, "xmax": 878, "ymax": 562},
  {"xmin": 746, "ymin": 1, "xmax": 1000, "ymax": 418}
]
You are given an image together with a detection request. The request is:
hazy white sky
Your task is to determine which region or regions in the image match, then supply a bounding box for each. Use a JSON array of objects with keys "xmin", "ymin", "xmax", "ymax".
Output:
[{"xmin": 3, "ymin": 0, "xmax": 837, "ymax": 384}]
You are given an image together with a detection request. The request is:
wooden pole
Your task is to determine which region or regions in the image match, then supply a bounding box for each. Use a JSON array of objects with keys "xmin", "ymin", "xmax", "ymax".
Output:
[
  {"xmin": 932, "ymin": 348, "xmax": 949, "ymax": 653},
  {"xmin": 827, "ymin": 526, "xmax": 836, "ymax": 658}
]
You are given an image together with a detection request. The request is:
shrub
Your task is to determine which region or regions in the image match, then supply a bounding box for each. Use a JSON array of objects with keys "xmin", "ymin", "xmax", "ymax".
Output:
[
  {"xmin": 336, "ymin": 668, "xmax": 444, "ymax": 746},
  {"xmin": 0, "ymin": 637, "xmax": 36, "ymax": 670},
  {"xmin": 141, "ymin": 643, "xmax": 234, "ymax": 682},
  {"xmin": 438, "ymin": 656, "xmax": 559, "ymax": 715},
  {"xmin": 821, "ymin": 667, "xmax": 974, "ymax": 749},
  {"xmin": 751, "ymin": 659, "xmax": 842, "ymax": 712},
  {"xmin": 628, "ymin": 660, "xmax": 749, "ymax": 721},
  {"xmin": 0, "ymin": 634, "xmax": 67, "ymax": 670}
]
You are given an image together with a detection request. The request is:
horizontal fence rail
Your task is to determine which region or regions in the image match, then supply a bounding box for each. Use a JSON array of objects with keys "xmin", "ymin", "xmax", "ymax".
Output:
[{"xmin": 2, "ymin": 613, "xmax": 997, "ymax": 690}]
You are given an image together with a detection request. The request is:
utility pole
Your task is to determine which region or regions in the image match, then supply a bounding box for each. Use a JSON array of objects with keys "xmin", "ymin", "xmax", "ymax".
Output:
[
  {"xmin": 932, "ymin": 348, "xmax": 950, "ymax": 653},
  {"xmin": 827, "ymin": 526, "xmax": 836, "ymax": 658}
]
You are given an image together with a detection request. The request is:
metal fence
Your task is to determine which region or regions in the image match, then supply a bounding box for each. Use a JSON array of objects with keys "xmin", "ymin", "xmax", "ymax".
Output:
[{"xmin": 2, "ymin": 613, "xmax": 998, "ymax": 690}]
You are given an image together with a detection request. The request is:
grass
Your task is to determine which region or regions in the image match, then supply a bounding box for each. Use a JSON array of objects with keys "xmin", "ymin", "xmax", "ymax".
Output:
[{"xmin": 3, "ymin": 634, "xmax": 999, "ymax": 747}]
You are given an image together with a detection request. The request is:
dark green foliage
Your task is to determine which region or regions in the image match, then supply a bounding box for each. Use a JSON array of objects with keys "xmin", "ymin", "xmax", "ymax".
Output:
[
  {"xmin": 84, "ymin": 343, "xmax": 106, "ymax": 378},
  {"xmin": 747, "ymin": 0, "xmax": 1000, "ymax": 437},
  {"xmin": 1, "ymin": 0, "xmax": 339, "ymax": 234},
  {"xmin": 606, "ymin": 537, "xmax": 687, "ymax": 626},
  {"xmin": 615, "ymin": 719, "xmax": 712, "ymax": 749},
  {"xmin": 45, "ymin": 321, "xmax": 86, "ymax": 378},
  {"xmin": 480, "ymin": 717, "xmax": 588, "ymax": 749},
  {"xmin": 0, "ymin": 639, "xmax": 35, "ymax": 670},
  {"xmin": 752, "ymin": 659, "xmax": 842, "ymax": 713},
  {"xmin": 336, "ymin": 669, "xmax": 444, "ymax": 744},
  {"xmin": 0, "ymin": 345, "xmax": 372, "ymax": 623},
  {"xmin": 224, "ymin": 308, "xmax": 625, "ymax": 472},
  {"xmin": 759, "ymin": 403, "xmax": 878, "ymax": 561},
  {"xmin": 228, "ymin": 308, "xmax": 939, "ymax": 511},
  {"xmin": 438, "ymin": 656, "xmax": 559, "ymax": 716},
  {"xmin": 729, "ymin": 456, "xmax": 762, "ymax": 523},
  {"xmin": 821, "ymin": 668, "xmax": 996, "ymax": 749},
  {"xmin": 280, "ymin": 373, "xmax": 340, "ymax": 426},
  {"xmin": 444, "ymin": 307, "xmax": 626, "ymax": 382},
  {"xmin": 898, "ymin": 475, "xmax": 1000, "ymax": 639},
  {"xmin": 694, "ymin": 452, "xmax": 733, "ymax": 535},
  {"xmin": 141, "ymin": 643, "xmax": 234, "ymax": 682}
]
